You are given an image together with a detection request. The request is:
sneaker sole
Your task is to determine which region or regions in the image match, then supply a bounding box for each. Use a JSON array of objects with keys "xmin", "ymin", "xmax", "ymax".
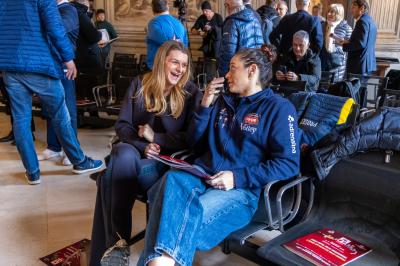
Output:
[
  {"xmin": 38, "ymin": 154, "xmax": 63, "ymax": 161},
  {"xmin": 25, "ymin": 176, "xmax": 41, "ymax": 185},
  {"xmin": 72, "ymin": 163, "xmax": 103, "ymax": 174}
]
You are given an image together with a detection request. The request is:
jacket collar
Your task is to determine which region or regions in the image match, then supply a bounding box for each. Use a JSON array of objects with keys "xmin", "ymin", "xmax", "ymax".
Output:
[{"xmin": 222, "ymin": 88, "xmax": 274, "ymax": 110}]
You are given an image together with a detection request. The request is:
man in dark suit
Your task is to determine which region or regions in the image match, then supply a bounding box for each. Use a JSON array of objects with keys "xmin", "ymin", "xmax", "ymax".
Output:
[
  {"xmin": 269, "ymin": 0, "xmax": 323, "ymax": 55},
  {"xmin": 339, "ymin": 0, "xmax": 377, "ymax": 75}
]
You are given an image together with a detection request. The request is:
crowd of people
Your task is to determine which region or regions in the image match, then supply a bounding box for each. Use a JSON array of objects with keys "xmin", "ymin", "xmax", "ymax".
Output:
[{"xmin": 0, "ymin": 0, "xmax": 379, "ymax": 265}]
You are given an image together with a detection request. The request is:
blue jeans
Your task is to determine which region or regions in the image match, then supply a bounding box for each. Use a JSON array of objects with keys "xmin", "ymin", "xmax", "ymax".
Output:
[
  {"xmin": 139, "ymin": 170, "xmax": 259, "ymax": 266},
  {"xmin": 45, "ymin": 78, "xmax": 77, "ymax": 152},
  {"xmin": 3, "ymin": 72, "xmax": 85, "ymax": 175}
]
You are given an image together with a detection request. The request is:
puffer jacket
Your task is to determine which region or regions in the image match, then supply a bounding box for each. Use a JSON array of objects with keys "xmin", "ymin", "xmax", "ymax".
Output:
[
  {"xmin": 289, "ymin": 92, "xmax": 354, "ymax": 147},
  {"xmin": 0, "ymin": 0, "xmax": 74, "ymax": 79},
  {"xmin": 276, "ymin": 49, "xmax": 322, "ymax": 92},
  {"xmin": 320, "ymin": 20, "xmax": 352, "ymax": 81},
  {"xmin": 218, "ymin": 7, "xmax": 264, "ymax": 76},
  {"xmin": 311, "ymin": 107, "xmax": 400, "ymax": 180}
]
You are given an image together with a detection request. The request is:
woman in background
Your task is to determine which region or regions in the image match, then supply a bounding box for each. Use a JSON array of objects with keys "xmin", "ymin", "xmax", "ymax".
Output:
[{"xmin": 320, "ymin": 3, "xmax": 352, "ymax": 81}]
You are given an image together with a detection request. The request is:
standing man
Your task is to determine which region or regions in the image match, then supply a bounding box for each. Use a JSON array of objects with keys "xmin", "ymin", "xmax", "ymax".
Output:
[
  {"xmin": 37, "ymin": 0, "xmax": 81, "ymax": 167},
  {"xmin": 95, "ymin": 8, "xmax": 118, "ymax": 74},
  {"xmin": 338, "ymin": 0, "xmax": 376, "ymax": 75},
  {"xmin": 276, "ymin": 0, "xmax": 289, "ymax": 18},
  {"xmin": 0, "ymin": 0, "xmax": 103, "ymax": 185},
  {"xmin": 218, "ymin": 0, "xmax": 264, "ymax": 77},
  {"xmin": 146, "ymin": 0, "xmax": 188, "ymax": 70},
  {"xmin": 257, "ymin": 0, "xmax": 281, "ymax": 28},
  {"xmin": 191, "ymin": 1, "xmax": 223, "ymax": 60},
  {"xmin": 270, "ymin": 0, "xmax": 323, "ymax": 55},
  {"xmin": 312, "ymin": 3, "xmax": 325, "ymax": 23}
]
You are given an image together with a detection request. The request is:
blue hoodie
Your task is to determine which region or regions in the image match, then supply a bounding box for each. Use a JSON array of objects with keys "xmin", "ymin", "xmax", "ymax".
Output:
[{"xmin": 188, "ymin": 88, "xmax": 300, "ymax": 190}]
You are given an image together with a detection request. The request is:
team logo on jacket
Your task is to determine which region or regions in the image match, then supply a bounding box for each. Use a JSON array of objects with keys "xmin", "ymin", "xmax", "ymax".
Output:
[
  {"xmin": 288, "ymin": 115, "xmax": 297, "ymax": 154},
  {"xmin": 241, "ymin": 113, "xmax": 260, "ymax": 134}
]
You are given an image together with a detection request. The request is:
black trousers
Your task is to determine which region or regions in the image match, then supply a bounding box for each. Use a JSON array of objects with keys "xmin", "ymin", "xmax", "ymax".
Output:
[{"xmin": 89, "ymin": 143, "xmax": 168, "ymax": 266}]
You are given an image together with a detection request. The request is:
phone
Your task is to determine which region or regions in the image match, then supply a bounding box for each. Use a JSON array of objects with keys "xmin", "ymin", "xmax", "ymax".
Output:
[{"xmin": 279, "ymin": 65, "xmax": 287, "ymax": 74}]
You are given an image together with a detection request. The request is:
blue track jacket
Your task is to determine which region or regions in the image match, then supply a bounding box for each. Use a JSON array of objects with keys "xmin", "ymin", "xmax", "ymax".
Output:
[{"xmin": 188, "ymin": 89, "xmax": 300, "ymax": 189}]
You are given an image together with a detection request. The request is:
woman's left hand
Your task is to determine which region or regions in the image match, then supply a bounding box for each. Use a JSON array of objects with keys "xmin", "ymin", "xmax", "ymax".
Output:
[
  {"xmin": 286, "ymin": 71, "xmax": 299, "ymax": 81},
  {"xmin": 138, "ymin": 124, "xmax": 155, "ymax": 142},
  {"xmin": 206, "ymin": 171, "xmax": 235, "ymax": 191}
]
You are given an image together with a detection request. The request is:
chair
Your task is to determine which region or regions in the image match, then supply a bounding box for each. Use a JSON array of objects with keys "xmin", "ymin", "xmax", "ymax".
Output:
[
  {"xmin": 271, "ymin": 80, "xmax": 307, "ymax": 97},
  {"xmin": 319, "ymin": 70, "xmax": 336, "ymax": 91},
  {"xmin": 347, "ymin": 73, "xmax": 389, "ymax": 108},
  {"xmin": 221, "ymin": 175, "xmax": 315, "ymax": 264},
  {"xmin": 257, "ymin": 151, "xmax": 400, "ymax": 265}
]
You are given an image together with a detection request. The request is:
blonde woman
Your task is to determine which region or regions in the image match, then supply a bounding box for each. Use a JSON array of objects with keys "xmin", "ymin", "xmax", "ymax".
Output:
[
  {"xmin": 89, "ymin": 40, "xmax": 203, "ymax": 266},
  {"xmin": 320, "ymin": 3, "xmax": 352, "ymax": 81}
]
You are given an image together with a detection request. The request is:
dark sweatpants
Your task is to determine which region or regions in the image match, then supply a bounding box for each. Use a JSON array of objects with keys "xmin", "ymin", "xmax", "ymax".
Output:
[{"xmin": 89, "ymin": 142, "xmax": 168, "ymax": 266}]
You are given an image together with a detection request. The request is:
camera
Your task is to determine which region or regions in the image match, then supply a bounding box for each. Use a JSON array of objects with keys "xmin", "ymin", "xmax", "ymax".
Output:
[{"xmin": 173, "ymin": 0, "xmax": 186, "ymax": 22}]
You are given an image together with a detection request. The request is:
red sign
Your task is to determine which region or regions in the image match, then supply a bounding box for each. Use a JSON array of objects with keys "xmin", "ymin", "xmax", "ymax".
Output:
[{"xmin": 283, "ymin": 229, "xmax": 372, "ymax": 266}]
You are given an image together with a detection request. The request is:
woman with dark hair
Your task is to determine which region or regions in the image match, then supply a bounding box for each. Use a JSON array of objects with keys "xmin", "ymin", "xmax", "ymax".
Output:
[
  {"xmin": 320, "ymin": 3, "xmax": 352, "ymax": 81},
  {"xmin": 138, "ymin": 48, "xmax": 300, "ymax": 266},
  {"xmin": 89, "ymin": 40, "xmax": 202, "ymax": 266}
]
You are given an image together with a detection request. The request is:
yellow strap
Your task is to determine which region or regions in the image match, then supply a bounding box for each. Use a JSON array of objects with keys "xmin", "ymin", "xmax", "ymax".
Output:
[{"xmin": 337, "ymin": 98, "xmax": 355, "ymax": 125}]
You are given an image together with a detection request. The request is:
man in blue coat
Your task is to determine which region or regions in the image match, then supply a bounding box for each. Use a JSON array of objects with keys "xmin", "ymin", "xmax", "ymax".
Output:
[
  {"xmin": 340, "ymin": 0, "xmax": 377, "ymax": 75},
  {"xmin": 218, "ymin": 0, "xmax": 264, "ymax": 77},
  {"xmin": 146, "ymin": 0, "xmax": 188, "ymax": 70},
  {"xmin": 269, "ymin": 0, "xmax": 323, "ymax": 55},
  {"xmin": 0, "ymin": 0, "xmax": 103, "ymax": 185}
]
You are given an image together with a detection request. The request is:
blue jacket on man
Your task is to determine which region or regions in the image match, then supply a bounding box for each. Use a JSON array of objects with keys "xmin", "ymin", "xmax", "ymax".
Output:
[
  {"xmin": 218, "ymin": 7, "xmax": 264, "ymax": 77},
  {"xmin": 188, "ymin": 89, "xmax": 300, "ymax": 190},
  {"xmin": 343, "ymin": 13, "xmax": 377, "ymax": 75},
  {"xmin": 270, "ymin": 10, "xmax": 323, "ymax": 55},
  {"xmin": 146, "ymin": 14, "xmax": 188, "ymax": 69},
  {"xmin": 0, "ymin": 0, "xmax": 74, "ymax": 79}
]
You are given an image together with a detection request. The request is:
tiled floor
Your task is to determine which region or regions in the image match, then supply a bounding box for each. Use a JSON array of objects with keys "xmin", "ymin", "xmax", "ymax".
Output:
[{"xmin": 0, "ymin": 113, "xmax": 277, "ymax": 265}]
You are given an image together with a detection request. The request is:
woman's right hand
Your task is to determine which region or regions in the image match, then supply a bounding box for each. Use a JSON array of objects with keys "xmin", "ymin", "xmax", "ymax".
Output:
[
  {"xmin": 276, "ymin": 71, "xmax": 286, "ymax": 81},
  {"xmin": 201, "ymin": 77, "xmax": 225, "ymax": 108},
  {"xmin": 144, "ymin": 143, "xmax": 161, "ymax": 158}
]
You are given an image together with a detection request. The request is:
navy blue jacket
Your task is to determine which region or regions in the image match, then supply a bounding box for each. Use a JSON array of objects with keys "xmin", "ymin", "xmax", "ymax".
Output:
[
  {"xmin": 0, "ymin": 0, "xmax": 74, "ymax": 79},
  {"xmin": 343, "ymin": 13, "xmax": 377, "ymax": 75},
  {"xmin": 188, "ymin": 89, "xmax": 300, "ymax": 190},
  {"xmin": 71, "ymin": 2, "xmax": 102, "ymax": 71},
  {"xmin": 270, "ymin": 10, "xmax": 323, "ymax": 55},
  {"xmin": 218, "ymin": 8, "xmax": 264, "ymax": 77},
  {"xmin": 58, "ymin": 2, "xmax": 79, "ymax": 50},
  {"xmin": 115, "ymin": 77, "xmax": 203, "ymax": 155}
]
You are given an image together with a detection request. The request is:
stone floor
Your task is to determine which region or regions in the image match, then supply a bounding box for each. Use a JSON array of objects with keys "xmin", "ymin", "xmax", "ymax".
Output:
[{"xmin": 0, "ymin": 113, "xmax": 279, "ymax": 265}]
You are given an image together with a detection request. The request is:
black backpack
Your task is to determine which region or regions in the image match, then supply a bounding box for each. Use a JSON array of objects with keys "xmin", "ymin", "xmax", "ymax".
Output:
[
  {"xmin": 386, "ymin": 69, "xmax": 400, "ymax": 90},
  {"xmin": 328, "ymin": 78, "xmax": 367, "ymax": 108}
]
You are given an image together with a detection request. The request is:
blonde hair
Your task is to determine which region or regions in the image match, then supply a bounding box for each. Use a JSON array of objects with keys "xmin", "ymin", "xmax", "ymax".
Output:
[
  {"xmin": 139, "ymin": 41, "xmax": 191, "ymax": 118},
  {"xmin": 327, "ymin": 3, "xmax": 345, "ymax": 22}
]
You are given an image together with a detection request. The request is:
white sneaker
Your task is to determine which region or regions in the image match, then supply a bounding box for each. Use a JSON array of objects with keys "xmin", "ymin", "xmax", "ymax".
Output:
[
  {"xmin": 37, "ymin": 149, "xmax": 63, "ymax": 161},
  {"xmin": 62, "ymin": 155, "xmax": 72, "ymax": 166}
]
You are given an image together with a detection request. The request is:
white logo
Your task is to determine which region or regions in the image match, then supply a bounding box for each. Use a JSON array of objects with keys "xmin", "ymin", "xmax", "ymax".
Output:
[
  {"xmin": 300, "ymin": 118, "xmax": 318, "ymax": 128},
  {"xmin": 240, "ymin": 123, "xmax": 257, "ymax": 134},
  {"xmin": 288, "ymin": 115, "xmax": 297, "ymax": 154}
]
